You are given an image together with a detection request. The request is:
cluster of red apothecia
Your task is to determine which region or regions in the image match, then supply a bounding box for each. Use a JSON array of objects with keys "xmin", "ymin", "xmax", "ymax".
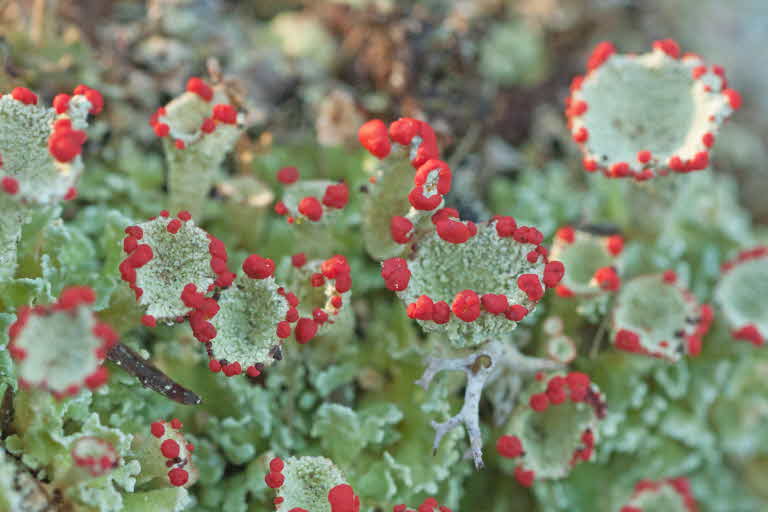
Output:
[
  {"xmin": 496, "ymin": 372, "xmax": 605, "ymax": 488},
  {"xmin": 150, "ymin": 419, "xmax": 195, "ymax": 487},
  {"xmin": 568, "ymin": 39, "xmax": 741, "ymax": 180},
  {"xmin": 265, "ymin": 457, "xmax": 450, "ymax": 512},
  {"xmin": 0, "ymin": 85, "xmax": 103, "ymax": 200}
]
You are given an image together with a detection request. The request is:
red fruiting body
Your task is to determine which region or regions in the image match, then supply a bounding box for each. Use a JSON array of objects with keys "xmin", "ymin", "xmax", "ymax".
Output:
[
  {"xmin": 298, "ymin": 196, "xmax": 323, "ymax": 221},
  {"xmin": 49, "ymin": 124, "xmax": 87, "ymax": 163},
  {"xmin": 606, "ymin": 235, "xmax": 624, "ymax": 256},
  {"xmin": 141, "ymin": 315, "xmax": 157, "ymax": 327},
  {"xmin": 1, "ymin": 176, "xmax": 19, "ymax": 195},
  {"xmin": 556, "ymin": 226, "xmax": 575, "ymax": 244},
  {"xmin": 154, "ymin": 123, "xmax": 170, "ymax": 137},
  {"xmin": 390, "ymin": 216, "xmax": 414, "ymax": 244},
  {"xmin": 242, "ymin": 255, "xmax": 275, "ymax": 279},
  {"xmin": 587, "ymin": 41, "xmax": 616, "ymax": 70},
  {"xmin": 481, "ymin": 294, "xmax": 509, "ymax": 315},
  {"xmin": 432, "ymin": 301, "xmax": 451, "ymax": 324},
  {"xmin": 518, "ymin": 274, "xmax": 544, "ymax": 301},
  {"xmin": 212, "ymin": 104, "xmax": 238, "ymax": 124},
  {"xmin": 494, "ymin": 216, "xmax": 517, "ymax": 237},
  {"xmin": 529, "ymin": 393, "xmax": 550, "ymax": 412},
  {"xmin": 733, "ymin": 324, "xmax": 764, "ymax": 346},
  {"xmin": 414, "ymin": 159, "xmax": 452, "ymax": 196},
  {"xmin": 496, "ymin": 435, "xmax": 524, "ymax": 458},
  {"xmin": 358, "ymin": 119, "xmax": 391, "ymax": 158},
  {"xmin": 327, "ymin": 484, "xmax": 360, "ymax": 512},
  {"xmin": 11, "ymin": 87, "xmax": 38, "ymax": 105},
  {"xmin": 168, "ymin": 468, "xmax": 189, "ymax": 487},
  {"xmin": 291, "ymin": 253, "xmax": 307, "ymax": 267},
  {"xmin": 572, "ymin": 127, "xmax": 589, "ymax": 143},
  {"xmin": 381, "ymin": 258, "xmax": 411, "ymax": 291},
  {"xmin": 277, "ymin": 166, "xmax": 300, "ymax": 184},
  {"xmin": 265, "ymin": 471, "xmax": 285, "ymax": 489},
  {"xmin": 724, "ymin": 88, "xmax": 742, "ymax": 110},
  {"xmin": 186, "ymin": 77, "xmax": 213, "ymax": 102},
  {"xmin": 321, "ymin": 255, "xmax": 351, "ymax": 279},
  {"xmin": 277, "ymin": 321, "xmax": 292, "ymax": 338},
  {"xmin": 167, "ymin": 219, "xmax": 182, "ymax": 234},
  {"xmin": 452, "ymin": 290, "xmax": 481, "ymax": 322},
  {"xmin": 637, "ymin": 150, "xmax": 652, "ymax": 164},
  {"xmin": 662, "ymin": 270, "xmax": 677, "ymax": 283},
  {"xmin": 323, "ymin": 183, "xmax": 349, "ymax": 209},
  {"xmin": 436, "ymin": 218, "xmax": 472, "ymax": 244},
  {"xmin": 542, "ymin": 261, "xmax": 565, "ymax": 288},
  {"xmin": 614, "ymin": 329, "xmax": 642, "ymax": 353},
  {"xmin": 53, "ymin": 93, "xmax": 71, "ymax": 114},
  {"xmin": 505, "ymin": 304, "xmax": 528, "ymax": 322},
  {"xmin": 514, "ymin": 466, "xmax": 535, "ymax": 487},
  {"xmin": 594, "ymin": 266, "xmax": 621, "ymax": 291},
  {"xmin": 653, "ymin": 38, "xmax": 681, "ymax": 58},
  {"xmin": 388, "ymin": 117, "xmax": 421, "ymax": 146},
  {"xmin": 408, "ymin": 186, "xmax": 442, "ymax": 211},
  {"xmin": 407, "ymin": 295, "xmax": 434, "ymax": 321},
  {"xmin": 160, "ymin": 439, "xmax": 180, "ymax": 459},
  {"xmin": 201, "ymin": 118, "xmax": 216, "ymax": 133},
  {"xmin": 295, "ymin": 318, "xmax": 318, "ymax": 344},
  {"xmin": 151, "ymin": 421, "xmax": 165, "ymax": 438},
  {"xmin": 269, "ymin": 457, "xmax": 284, "ymax": 472}
]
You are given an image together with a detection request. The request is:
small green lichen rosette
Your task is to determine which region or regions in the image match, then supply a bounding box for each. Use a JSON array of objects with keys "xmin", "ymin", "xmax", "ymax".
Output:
[
  {"xmin": 133, "ymin": 419, "xmax": 197, "ymax": 488},
  {"xmin": 567, "ymin": 39, "xmax": 741, "ymax": 179},
  {"xmin": 357, "ymin": 117, "xmax": 452, "ymax": 260},
  {"xmin": 149, "ymin": 77, "xmax": 244, "ymax": 219},
  {"xmin": 8, "ymin": 286, "xmax": 117, "ymax": 398},
  {"xmin": 263, "ymin": 455, "xmax": 358, "ymax": 512},
  {"xmin": 0, "ymin": 85, "xmax": 102, "ymax": 278},
  {"xmin": 619, "ymin": 477, "xmax": 698, "ymax": 512},
  {"xmin": 119, "ymin": 211, "xmax": 234, "ymax": 324},
  {"xmin": 381, "ymin": 214, "xmax": 564, "ymax": 348},
  {"xmin": 497, "ymin": 372, "xmax": 605, "ymax": 487},
  {"xmin": 550, "ymin": 225, "xmax": 624, "ymax": 297},
  {"xmin": 714, "ymin": 246, "xmax": 768, "ymax": 347},
  {"xmin": 205, "ymin": 254, "xmax": 311, "ymax": 378},
  {"xmin": 611, "ymin": 272, "xmax": 712, "ymax": 360},
  {"xmin": 273, "ymin": 167, "xmax": 349, "ymax": 226}
]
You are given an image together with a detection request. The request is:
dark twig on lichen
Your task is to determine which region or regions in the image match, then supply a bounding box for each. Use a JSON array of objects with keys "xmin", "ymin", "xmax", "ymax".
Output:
[{"xmin": 107, "ymin": 343, "xmax": 201, "ymax": 405}]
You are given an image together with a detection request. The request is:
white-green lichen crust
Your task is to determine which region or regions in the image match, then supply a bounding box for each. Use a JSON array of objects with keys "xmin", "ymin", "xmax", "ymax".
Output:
[
  {"xmin": 0, "ymin": 196, "xmax": 31, "ymax": 279},
  {"xmin": 0, "ymin": 94, "xmax": 92, "ymax": 204},
  {"xmin": 714, "ymin": 257, "xmax": 768, "ymax": 336},
  {"xmin": 612, "ymin": 274, "xmax": 699, "ymax": 361},
  {"xmin": 550, "ymin": 232, "xmax": 614, "ymax": 295},
  {"xmin": 275, "ymin": 456, "xmax": 346, "ymax": 512},
  {"xmin": 14, "ymin": 307, "xmax": 102, "ymax": 393},
  {"xmin": 161, "ymin": 89, "xmax": 243, "ymax": 218},
  {"xmin": 625, "ymin": 483, "xmax": 690, "ymax": 511},
  {"xmin": 398, "ymin": 222, "xmax": 545, "ymax": 348},
  {"xmin": 503, "ymin": 374, "xmax": 602, "ymax": 480},
  {"xmin": 574, "ymin": 49, "xmax": 732, "ymax": 173},
  {"xmin": 133, "ymin": 217, "xmax": 216, "ymax": 321},
  {"xmin": 209, "ymin": 274, "xmax": 289, "ymax": 367}
]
